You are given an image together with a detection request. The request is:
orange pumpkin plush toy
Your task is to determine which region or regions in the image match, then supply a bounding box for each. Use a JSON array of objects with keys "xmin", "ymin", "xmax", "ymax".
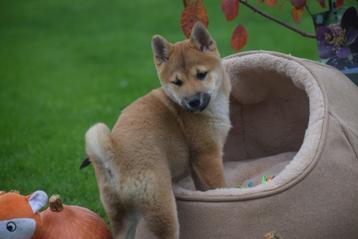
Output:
[{"xmin": 0, "ymin": 190, "xmax": 48, "ymax": 239}]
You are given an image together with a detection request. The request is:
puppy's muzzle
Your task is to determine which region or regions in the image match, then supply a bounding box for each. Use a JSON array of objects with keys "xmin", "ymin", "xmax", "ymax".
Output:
[{"xmin": 182, "ymin": 93, "xmax": 211, "ymax": 112}]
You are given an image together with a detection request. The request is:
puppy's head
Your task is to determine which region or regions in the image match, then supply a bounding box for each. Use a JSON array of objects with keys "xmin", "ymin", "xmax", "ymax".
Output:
[{"xmin": 151, "ymin": 22, "xmax": 223, "ymax": 112}]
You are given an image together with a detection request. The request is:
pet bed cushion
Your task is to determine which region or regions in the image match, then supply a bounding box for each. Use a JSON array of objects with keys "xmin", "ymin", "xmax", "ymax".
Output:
[{"xmin": 136, "ymin": 51, "xmax": 358, "ymax": 239}]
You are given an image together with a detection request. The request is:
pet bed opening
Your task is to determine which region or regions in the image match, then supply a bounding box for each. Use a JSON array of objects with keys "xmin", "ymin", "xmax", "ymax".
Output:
[{"xmin": 174, "ymin": 52, "xmax": 327, "ymax": 201}]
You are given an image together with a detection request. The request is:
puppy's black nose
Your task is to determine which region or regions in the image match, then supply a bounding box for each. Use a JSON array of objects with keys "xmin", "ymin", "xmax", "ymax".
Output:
[
  {"xmin": 182, "ymin": 93, "xmax": 211, "ymax": 112},
  {"xmin": 188, "ymin": 98, "xmax": 201, "ymax": 108}
]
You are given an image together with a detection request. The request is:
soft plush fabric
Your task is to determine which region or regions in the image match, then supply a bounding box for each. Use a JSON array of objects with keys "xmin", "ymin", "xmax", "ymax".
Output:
[
  {"xmin": 135, "ymin": 51, "xmax": 358, "ymax": 239},
  {"xmin": 177, "ymin": 152, "xmax": 296, "ymax": 189},
  {"xmin": 0, "ymin": 191, "xmax": 48, "ymax": 239}
]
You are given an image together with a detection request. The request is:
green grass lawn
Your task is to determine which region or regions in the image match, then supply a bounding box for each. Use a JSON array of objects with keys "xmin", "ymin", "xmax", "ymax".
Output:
[{"xmin": 0, "ymin": 0, "xmax": 320, "ymax": 219}]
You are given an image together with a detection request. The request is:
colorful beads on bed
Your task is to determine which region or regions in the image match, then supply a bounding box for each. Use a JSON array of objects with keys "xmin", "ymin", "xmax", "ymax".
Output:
[
  {"xmin": 245, "ymin": 175, "xmax": 275, "ymax": 188},
  {"xmin": 261, "ymin": 176, "xmax": 267, "ymax": 184}
]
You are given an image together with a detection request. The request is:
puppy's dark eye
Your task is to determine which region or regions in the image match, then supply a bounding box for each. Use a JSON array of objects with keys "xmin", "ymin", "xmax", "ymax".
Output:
[
  {"xmin": 172, "ymin": 77, "xmax": 183, "ymax": 86},
  {"xmin": 197, "ymin": 71, "xmax": 207, "ymax": 80}
]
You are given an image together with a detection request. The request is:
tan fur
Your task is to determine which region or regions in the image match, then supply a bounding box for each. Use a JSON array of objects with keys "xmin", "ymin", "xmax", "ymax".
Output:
[{"xmin": 85, "ymin": 22, "xmax": 231, "ymax": 239}]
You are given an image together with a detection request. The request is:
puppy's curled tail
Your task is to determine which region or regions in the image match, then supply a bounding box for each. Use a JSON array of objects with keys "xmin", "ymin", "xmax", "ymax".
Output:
[{"xmin": 84, "ymin": 123, "xmax": 113, "ymax": 169}]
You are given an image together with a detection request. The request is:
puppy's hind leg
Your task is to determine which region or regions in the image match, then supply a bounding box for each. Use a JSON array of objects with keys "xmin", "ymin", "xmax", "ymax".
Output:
[
  {"xmin": 139, "ymin": 175, "xmax": 179, "ymax": 239},
  {"xmin": 104, "ymin": 202, "xmax": 140, "ymax": 239}
]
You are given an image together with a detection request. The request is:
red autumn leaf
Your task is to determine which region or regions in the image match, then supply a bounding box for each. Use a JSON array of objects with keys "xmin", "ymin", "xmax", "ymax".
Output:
[
  {"xmin": 221, "ymin": 0, "xmax": 239, "ymax": 21},
  {"xmin": 231, "ymin": 24, "xmax": 248, "ymax": 52},
  {"xmin": 264, "ymin": 0, "xmax": 277, "ymax": 7},
  {"xmin": 181, "ymin": 0, "xmax": 209, "ymax": 38},
  {"xmin": 336, "ymin": 0, "xmax": 344, "ymax": 8},
  {"xmin": 290, "ymin": 0, "xmax": 306, "ymax": 9},
  {"xmin": 291, "ymin": 6, "xmax": 304, "ymax": 23},
  {"xmin": 317, "ymin": 0, "xmax": 326, "ymax": 8}
]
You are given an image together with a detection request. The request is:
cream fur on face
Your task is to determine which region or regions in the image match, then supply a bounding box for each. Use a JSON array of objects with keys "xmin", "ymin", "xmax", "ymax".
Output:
[
  {"xmin": 161, "ymin": 83, "xmax": 182, "ymax": 106},
  {"xmin": 206, "ymin": 70, "xmax": 221, "ymax": 99},
  {"xmin": 174, "ymin": 52, "xmax": 326, "ymax": 199}
]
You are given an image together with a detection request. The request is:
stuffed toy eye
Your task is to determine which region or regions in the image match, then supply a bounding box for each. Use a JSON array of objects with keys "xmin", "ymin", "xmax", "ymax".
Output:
[{"xmin": 6, "ymin": 221, "xmax": 16, "ymax": 232}]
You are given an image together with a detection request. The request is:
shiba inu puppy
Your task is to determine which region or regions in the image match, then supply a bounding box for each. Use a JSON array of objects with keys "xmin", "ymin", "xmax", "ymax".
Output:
[{"xmin": 84, "ymin": 22, "xmax": 231, "ymax": 239}]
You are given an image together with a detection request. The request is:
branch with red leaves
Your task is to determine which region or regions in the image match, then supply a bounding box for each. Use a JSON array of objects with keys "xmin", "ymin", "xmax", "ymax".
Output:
[
  {"xmin": 239, "ymin": 0, "xmax": 316, "ymax": 39},
  {"xmin": 180, "ymin": 0, "xmax": 347, "ymax": 51}
]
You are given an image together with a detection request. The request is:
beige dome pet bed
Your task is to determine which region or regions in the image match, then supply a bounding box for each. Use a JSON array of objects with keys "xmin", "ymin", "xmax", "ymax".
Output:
[{"xmin": 136, "ymin": 51, "xmax": 358, "ymax": 239}]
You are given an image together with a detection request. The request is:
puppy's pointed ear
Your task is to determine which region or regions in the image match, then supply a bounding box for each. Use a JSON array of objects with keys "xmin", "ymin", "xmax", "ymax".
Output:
[
  {"xmin": 152, "ymin": 35, "xmax": 172, "ymax": 65},
  {"xmin": 190, "ymin": 22, "xmax": 215, "ymax": 52}
]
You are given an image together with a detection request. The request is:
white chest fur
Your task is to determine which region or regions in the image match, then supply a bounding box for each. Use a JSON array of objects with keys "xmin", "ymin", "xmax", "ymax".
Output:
[{"xmin": 207, "ymin": 90, "xmax": 231, "ymax": 128}]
